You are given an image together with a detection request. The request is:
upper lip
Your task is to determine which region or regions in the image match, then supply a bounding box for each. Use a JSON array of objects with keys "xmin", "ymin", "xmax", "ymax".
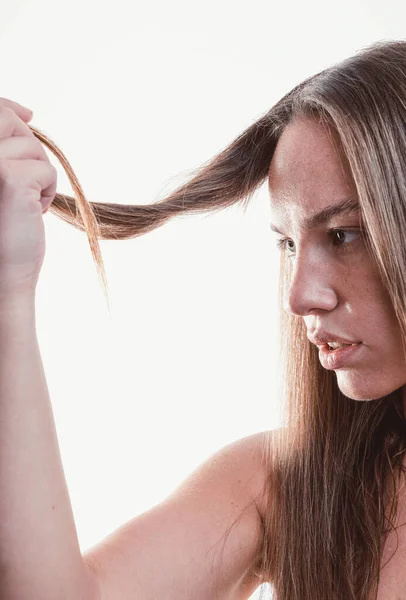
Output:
[{"xmin": 308, "ymin": 331, "xmax": 361, "ymax": 348}]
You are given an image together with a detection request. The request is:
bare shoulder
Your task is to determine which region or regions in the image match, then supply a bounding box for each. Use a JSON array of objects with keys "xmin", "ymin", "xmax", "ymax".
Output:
[
  {"xmin": 84, "ymin": 430, "xmax": 274, "ymax": 600},
  {"xmin": 199, "ymin": 429, "xmax": 271, "ymax": 520}
]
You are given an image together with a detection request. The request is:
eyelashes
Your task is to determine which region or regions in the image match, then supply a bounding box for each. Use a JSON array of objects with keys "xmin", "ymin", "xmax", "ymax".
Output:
[{"xmin": 275, "ymin": 228, "xmax": 362, "ymax": 257}]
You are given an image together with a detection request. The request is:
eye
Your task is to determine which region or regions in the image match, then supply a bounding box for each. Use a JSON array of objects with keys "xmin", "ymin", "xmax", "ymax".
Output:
[{"xmin": 275, "ymin": 228, "xmax": 361, "ymax": 257}]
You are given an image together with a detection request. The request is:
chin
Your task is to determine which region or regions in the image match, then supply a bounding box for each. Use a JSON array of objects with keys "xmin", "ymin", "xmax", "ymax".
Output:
[{"xmin": 335, "ymin": 373, "xmax": 401, "ymax": 402}]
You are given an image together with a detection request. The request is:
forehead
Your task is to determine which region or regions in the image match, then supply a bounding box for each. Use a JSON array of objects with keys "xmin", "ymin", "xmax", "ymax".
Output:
[{"xmin": 268, "ymin": 117, "xmax": 358, "ymax": 228}]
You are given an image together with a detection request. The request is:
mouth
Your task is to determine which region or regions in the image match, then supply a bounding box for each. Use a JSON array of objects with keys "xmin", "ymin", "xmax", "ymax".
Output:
[
  {"xmin": 319, "ymin": 342, "xmax": 363, "ymax": 370},
  {"xmin": 324, "ymin": 342, "xmax": 360, "ymax": 352}
]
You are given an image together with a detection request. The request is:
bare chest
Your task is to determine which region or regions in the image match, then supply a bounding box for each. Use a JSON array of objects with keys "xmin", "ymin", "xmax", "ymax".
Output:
[
  {"xmin": 371, "ymin": 488, "xmax": 406, "ymax": 600},
  {"xmin": 373, "ymin": 527, "xmax": 406, "ymax": 599}
]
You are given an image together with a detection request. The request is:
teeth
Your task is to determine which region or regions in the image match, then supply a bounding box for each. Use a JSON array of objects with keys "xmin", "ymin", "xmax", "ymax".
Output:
[{"xmin": 327, "ymin": 342, "xmax": 354, "ymax": 350}]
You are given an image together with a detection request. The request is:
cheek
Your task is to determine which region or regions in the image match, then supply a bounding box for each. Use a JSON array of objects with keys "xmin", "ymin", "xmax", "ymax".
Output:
[
  {"xmin": 356, "ymin": 276, "xmax": 398, "ymax": 335},
  {"xmin": 343, "ymin": 266, "xmax": 389, "ymax": 317},
  {"xmin": 345, "ymin": 256, "xmax": 383, "ymax": 300}
]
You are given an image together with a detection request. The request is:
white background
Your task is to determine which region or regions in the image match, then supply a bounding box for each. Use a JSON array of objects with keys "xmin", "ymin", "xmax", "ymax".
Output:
[{"xmin": 0, "ymin": 1, "xmax": 404, "ymax": 598}]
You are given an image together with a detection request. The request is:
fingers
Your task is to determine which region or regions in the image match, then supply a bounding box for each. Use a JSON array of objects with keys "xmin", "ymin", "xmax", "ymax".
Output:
[
  {"xmin": 0, "ymin": 106, "xmax": 35, "ymax": 139},
  {"xmin": 0, "ymin": 133, "xmax": 50, "ymax": 164},
  {"xmin": 0, "ymin": 159, "xmax": 57, "ymax": 213},
  {"xmin": 0, "ymin": 98, "xmax": 33, "ymax": 122},
  {"xmin": 0, "ymin": 98, "xmax": 54, "ymax": 214},
  {"xmin": 0, "ymin": 108, "xmax": 50, "ymax": 167}
]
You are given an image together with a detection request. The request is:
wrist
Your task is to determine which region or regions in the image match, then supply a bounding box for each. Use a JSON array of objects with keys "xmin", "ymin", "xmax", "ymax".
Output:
[{"xmin": 0, "ymin": 293, "xmax": 36, "ymax": 316}]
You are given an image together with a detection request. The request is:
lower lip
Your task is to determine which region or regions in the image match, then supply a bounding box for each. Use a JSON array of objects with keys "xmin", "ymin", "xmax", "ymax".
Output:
[{"xmin": 319, "ymin": 343, "xmax": 363, "ymax": 370}]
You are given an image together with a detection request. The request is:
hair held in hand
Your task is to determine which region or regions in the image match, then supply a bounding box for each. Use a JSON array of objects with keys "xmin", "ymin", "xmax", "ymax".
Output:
[{"xmin": 30, "ymin": 40, "xmax": 406, "ymax": 600}]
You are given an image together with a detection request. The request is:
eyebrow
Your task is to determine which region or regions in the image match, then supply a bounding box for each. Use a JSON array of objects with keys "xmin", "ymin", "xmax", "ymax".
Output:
[{"xmin": 270, "ymin": 197, "xmax": 360, "ymax": 234}]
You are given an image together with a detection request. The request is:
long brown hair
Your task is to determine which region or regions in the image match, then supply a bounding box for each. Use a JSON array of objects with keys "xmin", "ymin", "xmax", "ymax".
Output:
[{"xmin": 31, "ymin": 39, "xmax": 406, "ymax": 599}]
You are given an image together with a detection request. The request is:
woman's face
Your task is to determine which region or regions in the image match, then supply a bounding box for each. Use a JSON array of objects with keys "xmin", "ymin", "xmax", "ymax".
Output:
[{"xmin": 268, "ymin": 116, "xmax": 406, "ymax": 404}]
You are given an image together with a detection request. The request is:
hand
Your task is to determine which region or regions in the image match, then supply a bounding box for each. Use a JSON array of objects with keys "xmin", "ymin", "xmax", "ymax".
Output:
[{"xmin": 0, "ymin": 98, "xmax": 57, "ymax": 300}]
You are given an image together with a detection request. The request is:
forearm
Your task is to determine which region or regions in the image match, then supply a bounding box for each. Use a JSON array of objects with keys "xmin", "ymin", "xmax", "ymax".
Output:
[{"xmin": 0, "ymin": 298, "xmax": 97, "ymax": 600}]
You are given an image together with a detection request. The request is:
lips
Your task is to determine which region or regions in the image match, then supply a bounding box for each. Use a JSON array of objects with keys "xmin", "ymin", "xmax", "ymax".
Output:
[
  {"xmin": 319, "ymin": 342, "xmax": 363, "ymax": 369},
  {"xmin": 308, "ymin": 331, "xmax": 361, "ymax": 348},
  {"xmin": 325, "ymin": 342, "xmax": 360, "ymax": 351},
  {"xmin": 327, "ymin": 342, "xmax": 357, "ymax": 350}
]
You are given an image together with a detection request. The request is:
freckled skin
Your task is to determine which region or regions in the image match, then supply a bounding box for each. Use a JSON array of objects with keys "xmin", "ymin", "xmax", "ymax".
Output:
[{"xmin": 268, "ymin": 117, "xmax": 406, "ymax": 409}]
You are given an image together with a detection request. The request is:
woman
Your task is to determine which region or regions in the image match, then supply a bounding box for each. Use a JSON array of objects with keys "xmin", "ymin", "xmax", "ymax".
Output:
[{"xmin": 1, "ymin": 39, "xmax": 405, "ymax": 600}]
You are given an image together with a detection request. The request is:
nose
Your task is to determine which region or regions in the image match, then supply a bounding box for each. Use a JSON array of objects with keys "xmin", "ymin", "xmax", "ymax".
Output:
[{"xmin": 282, "ymin": 253, "xmax": 338, "ymax": 317}]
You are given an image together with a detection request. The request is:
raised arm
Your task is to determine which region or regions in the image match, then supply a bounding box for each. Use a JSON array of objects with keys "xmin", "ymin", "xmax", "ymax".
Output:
[
  {"xmin": 0, "ymin": 99, "xmax": 98, "ymax": 600},
  {"xmin": 0, "ymin": 97, "xmax": 270, "ymax": 600},
  {"xmin": 0, "ymin": 300, "xmax": 99, "ymax": 600}
]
